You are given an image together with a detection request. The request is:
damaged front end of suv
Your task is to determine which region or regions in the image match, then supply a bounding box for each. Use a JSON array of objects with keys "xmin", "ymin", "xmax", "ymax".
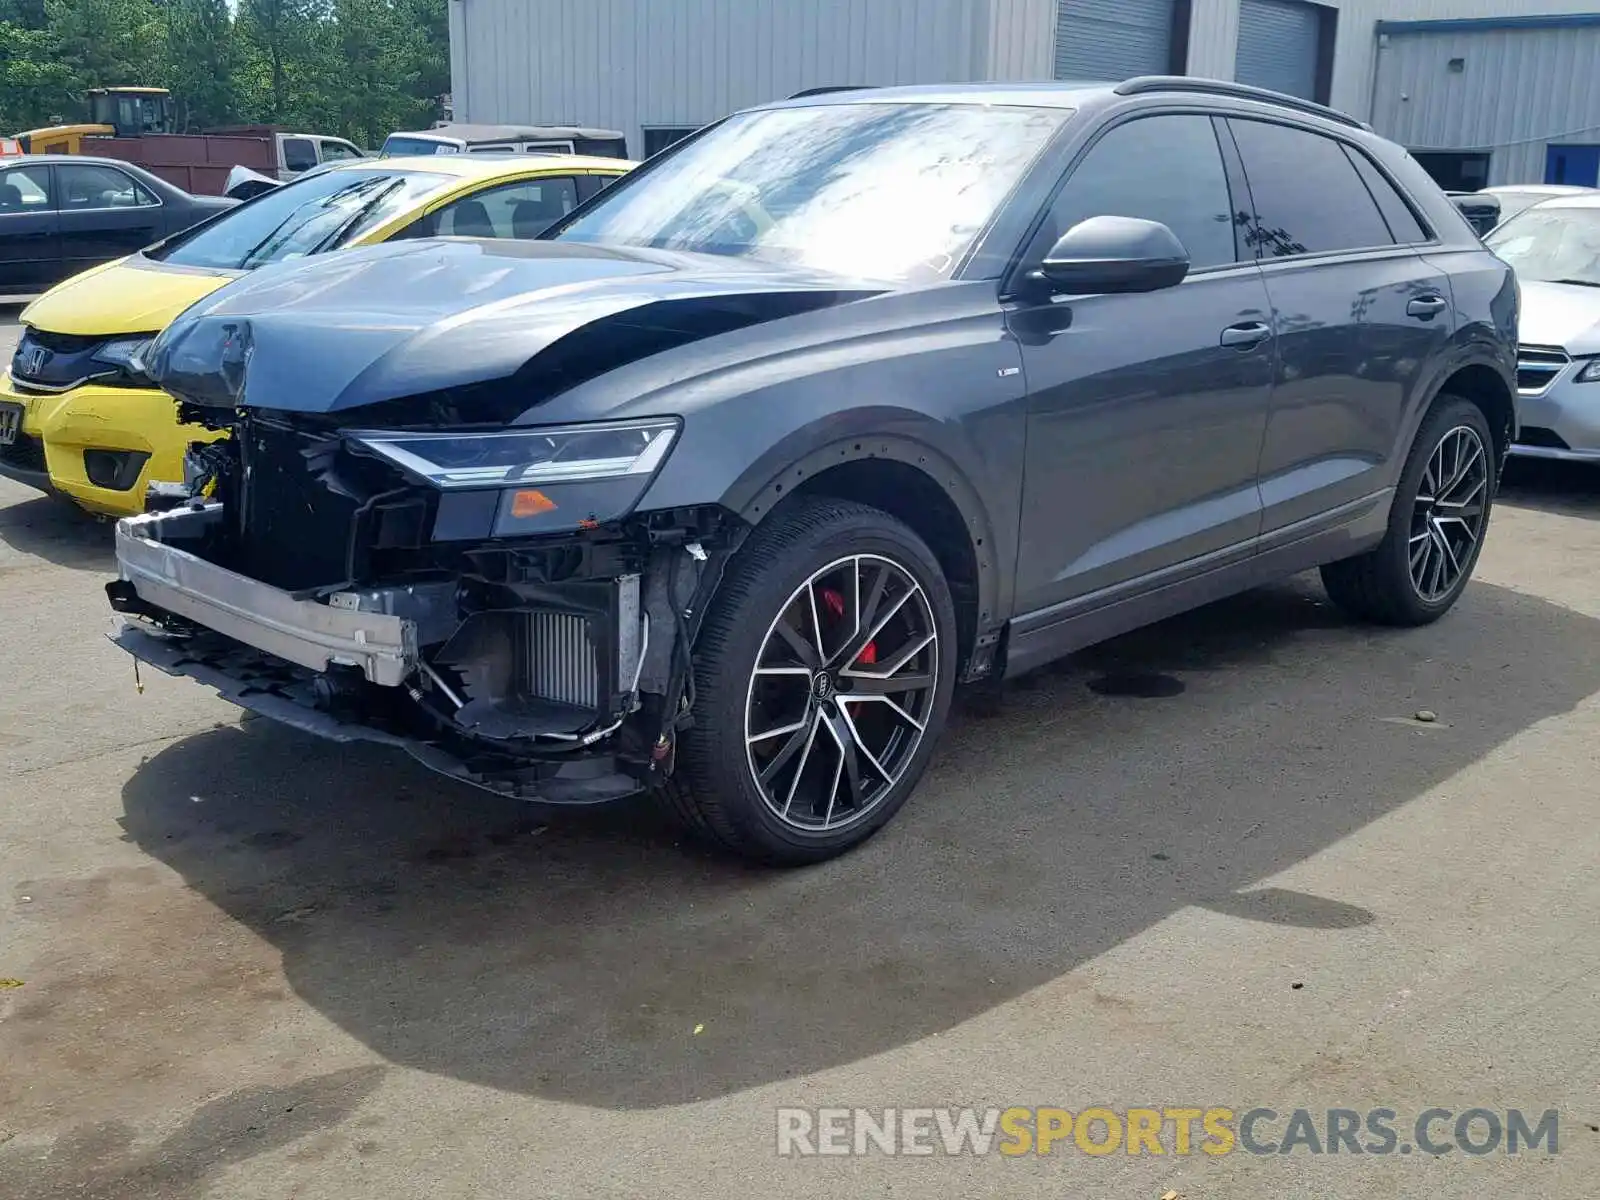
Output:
[{"xmin": 104, "ymin": 238, "xmax": 876, "ymax": 805}]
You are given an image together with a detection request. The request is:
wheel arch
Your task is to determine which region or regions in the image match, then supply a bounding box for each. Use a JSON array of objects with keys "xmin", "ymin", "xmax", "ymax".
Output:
[
  {"xmin": 1398, "ymin": 346, "xmax": 1517, "ymax": 474},
  {"xmin": 726, "ymin": 432, "xmax": 1005, "ymax": 681},
  {"xmin": 1437, "ymin": 362, "xmax": 1517, "ymax": 467}
]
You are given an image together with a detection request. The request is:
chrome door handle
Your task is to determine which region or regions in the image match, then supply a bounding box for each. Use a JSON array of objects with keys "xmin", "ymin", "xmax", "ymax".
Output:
[
  {"xmin": 1220, "ymin": 321, "xmax": 1271, "ymax": 348},
  {"xmin": 1407, "ymin": 294, "xmax": 1448, "ymax": 318}
]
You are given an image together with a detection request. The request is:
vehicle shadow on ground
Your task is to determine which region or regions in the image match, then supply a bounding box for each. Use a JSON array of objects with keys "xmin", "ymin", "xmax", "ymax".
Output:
[
  {"xmin": 117, "ymin": 575, "xmax": 1600, "ymax": 1110},
  {"xmin": 0, "ymin": 493, "xmax": 114, "ymax": 572},
  {"xmin": 1500, "ymin": 458, "xmax": 1600, "ymax": 519}
]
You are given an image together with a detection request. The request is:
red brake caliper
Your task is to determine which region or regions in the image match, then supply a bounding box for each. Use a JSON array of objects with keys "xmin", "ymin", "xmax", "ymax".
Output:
[{"xmin": 819, "ymin": 587, "xmax": 876, "ymax": 665}]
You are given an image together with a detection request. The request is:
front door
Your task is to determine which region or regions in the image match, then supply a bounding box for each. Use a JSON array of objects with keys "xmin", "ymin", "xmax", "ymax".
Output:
[
  {"xmin": 1227, "ymin": 117, "xmax": 1456, "ymax": 532},
  {"xmin": 0, "ymin": 162, "xmax": 61, "ymax": 293},
  {"xmin": 54, "ymin": 162, "xmax": 165, "ymax": 283},
  {"xmin": 1009, "ymin": 112, "xmax": 1275, "ymax": 618}
]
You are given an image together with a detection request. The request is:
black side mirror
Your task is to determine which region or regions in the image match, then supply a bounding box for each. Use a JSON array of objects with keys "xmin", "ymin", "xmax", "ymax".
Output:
[
  {"xmin": 1031, "ymin": 215, "xmax": 1191, "ymax": 296},
  {"xmin": 1447, "ymin": 192, "xmax": 1500, "ymax": 237}
]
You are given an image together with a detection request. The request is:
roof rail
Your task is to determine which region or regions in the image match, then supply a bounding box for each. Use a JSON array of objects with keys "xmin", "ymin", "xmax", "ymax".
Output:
[
  {"xmin": 787, "ymin": 85, "xmax": 875, "ymax": 99},
  {"xmin": 1112, "ymin": 76, "xmax": 1368, "ymax": 130}
]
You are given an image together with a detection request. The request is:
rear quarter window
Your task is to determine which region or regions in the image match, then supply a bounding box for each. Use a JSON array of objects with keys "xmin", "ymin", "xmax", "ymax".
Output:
[{"xmin": 1344, "ymin": 147, "xmax": 1430, "ymax": 243}]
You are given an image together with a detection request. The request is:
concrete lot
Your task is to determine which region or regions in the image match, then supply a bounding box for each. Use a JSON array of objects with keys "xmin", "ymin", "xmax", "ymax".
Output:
[{"xmin": 2, "ymin": 304, "xmax": 1598, "ymax": 1198}]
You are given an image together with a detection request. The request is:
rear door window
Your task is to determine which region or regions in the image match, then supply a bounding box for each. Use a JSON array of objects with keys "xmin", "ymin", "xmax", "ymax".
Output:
[
  {"xmin": 57, "ymin": 163, "xmax": 157, "ymax": 209},
  {"xmin": 1228, "ymin": 119, "xmax": 1396, "ymax": 257},
  {"xmin": 1037, "ymin": 113, "xmax": 1241, "ymax": 271}
]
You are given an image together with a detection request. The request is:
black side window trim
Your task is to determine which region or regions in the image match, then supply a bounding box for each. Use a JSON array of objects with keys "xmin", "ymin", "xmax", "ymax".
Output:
[
  {"xmin": 1011, "ymin": 108, "xmax": 1253, "ymax": 282},
  {"xmin": 1224, "ymin": 115, "xmax": 1438, "ymax": 262},
  {"xmin": 1341, "ymin": 143, "xmax": 1438, "ymax": 245},
  {"xmin": 1212, "ymin": 115, "xmax": 1256, "ymax": 266}
]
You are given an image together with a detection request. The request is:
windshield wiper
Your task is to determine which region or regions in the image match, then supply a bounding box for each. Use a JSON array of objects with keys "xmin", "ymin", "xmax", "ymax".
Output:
[
  {"xmin": 236, "ymin": 178, "xmax": 397, "ymax": 268},
  {"xmin": 1550, "ymin": 277, "xmax": 1600, "ymax": 288},
  {"xmin": 308, "ymin": 179, "xmax": 406, "ymax": 255}
]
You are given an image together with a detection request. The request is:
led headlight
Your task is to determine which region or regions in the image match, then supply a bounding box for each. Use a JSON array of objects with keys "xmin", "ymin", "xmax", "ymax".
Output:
[
  {"xmin": 347, "ymin": 418, "xmax": 680, "ymax": 489},
  {"xmin": 1575, "ymin": 358, "xmax": 1600, "ymax": 383},
  {"xmin": 91, "ymin": 336, "xmax": 156, "ymax": 386}
]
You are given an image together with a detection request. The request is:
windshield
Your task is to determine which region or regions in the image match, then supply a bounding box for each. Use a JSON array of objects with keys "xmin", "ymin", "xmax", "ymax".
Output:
[
  {"xmin": 1486, "ymin": 205, "xmax": 1600, "ymax": 286},
  {"xmin": 382, "ymin": 135, "xmax": 459, "ymax": 157},
  {"xmin": 555, "ymin": 102, "xmax": 1070, "ymax": 283},
  {"xmin": 150, "ymin": 169, "xmax": 451, "ymax": 269}
]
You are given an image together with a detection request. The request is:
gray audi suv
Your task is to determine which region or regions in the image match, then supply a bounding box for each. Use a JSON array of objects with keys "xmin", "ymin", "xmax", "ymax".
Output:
[{"xmin": 107, "ymin": 77, "xmax": 1518, "ymax": 863}]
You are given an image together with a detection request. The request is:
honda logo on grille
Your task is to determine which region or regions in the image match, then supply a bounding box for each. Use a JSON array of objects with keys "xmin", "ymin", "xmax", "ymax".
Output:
[{"xmin": 17, "ymin": 344, "xmax": 47, "ymax": 379}]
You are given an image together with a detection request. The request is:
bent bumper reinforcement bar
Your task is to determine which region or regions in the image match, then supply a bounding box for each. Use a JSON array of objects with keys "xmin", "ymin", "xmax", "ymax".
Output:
[{"xmin": 113, "ymin": 504, "xmax": 418, "ymax": 687}]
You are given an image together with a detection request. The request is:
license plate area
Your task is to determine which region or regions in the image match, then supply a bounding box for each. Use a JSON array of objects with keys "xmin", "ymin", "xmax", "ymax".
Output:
[{"xmin": 0, "ymin": 402, "xmax": 20, "ymax": 446}]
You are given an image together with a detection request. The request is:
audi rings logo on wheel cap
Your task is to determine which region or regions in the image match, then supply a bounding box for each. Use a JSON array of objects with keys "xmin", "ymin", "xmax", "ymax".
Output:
[{"xmin": 812, "ymin": 673, "xmax": 835, "ymax": 701}]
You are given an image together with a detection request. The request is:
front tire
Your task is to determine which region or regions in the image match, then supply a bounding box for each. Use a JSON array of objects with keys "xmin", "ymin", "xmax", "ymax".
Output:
[
  {"xmin": 660, "ymin": 497, "xmax": 958, "ymax": 864},
  {"xmin": 1321, "ymin": 394, "xmax": 1495, "ymax": 626}
]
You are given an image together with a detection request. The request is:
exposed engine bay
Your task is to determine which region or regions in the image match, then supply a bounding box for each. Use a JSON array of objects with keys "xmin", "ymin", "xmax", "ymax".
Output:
[{"xmin": 107, "ymin": 405, "xmax": 744, "ymax": 804}]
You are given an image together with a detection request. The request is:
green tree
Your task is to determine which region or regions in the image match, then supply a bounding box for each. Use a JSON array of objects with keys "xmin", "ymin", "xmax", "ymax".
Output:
[
  {"xmin": 1, "ymin": 0, "xmax": 449, "ymax": 145},
  {"xmin": 163, "ymin": 0, "xmax": 241, "ymax": 130}
]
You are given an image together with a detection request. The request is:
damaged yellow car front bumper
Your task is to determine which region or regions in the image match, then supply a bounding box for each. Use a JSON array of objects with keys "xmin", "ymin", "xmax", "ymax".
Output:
[{"xmin": 0, "ymin": 371, "xmax": 222, "ymax": 518}]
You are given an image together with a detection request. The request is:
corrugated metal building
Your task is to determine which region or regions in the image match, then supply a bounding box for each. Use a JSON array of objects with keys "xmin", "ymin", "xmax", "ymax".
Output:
[
  {"xmin": 447, "ymin": 0, "xmax": 1600, "ymax": 184},
  {"xmin": 1370, "ymin": 14, "xmax": 1600, "ymax": 188}
]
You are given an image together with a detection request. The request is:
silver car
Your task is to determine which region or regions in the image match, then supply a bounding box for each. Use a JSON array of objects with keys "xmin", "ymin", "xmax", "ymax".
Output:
[
  {"xmin": 1485, "ymin": 197, "xmax": 1600, "ymax": 463},
  {"xmin": 1483, "ymin": 184, "xmax": 1596, "ymax": 229}
]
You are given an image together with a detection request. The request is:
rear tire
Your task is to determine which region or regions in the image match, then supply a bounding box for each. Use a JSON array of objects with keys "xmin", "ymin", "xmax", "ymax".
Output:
[
  {"xmin": 659, "ymin": 497, "xmax": 957, "ymax": 865},
  {"xmin": 1321, "ymin": 394, "xmax": 1495, "ymax": 626}
]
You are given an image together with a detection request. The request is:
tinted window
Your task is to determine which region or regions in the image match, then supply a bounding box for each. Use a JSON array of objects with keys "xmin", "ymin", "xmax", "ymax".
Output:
[
  {"xmin": 1040, "ymin": 114, "xmax": 1238, "ymax": 270},
  {"xmin": 150, "ymin": 168, "xmax": 450, "ymax": 268},
  {"xmin": 283, "ymin": 138, "xmax": 318, "ymax": 173},
  {"xmin": 1344, "ymin": 147, "xmax": 1428, "ymax": 243},
  {"xmin": 559, "ymin": 102, "xmax": 1070, "ymax": 283},
  {"xmin": 429, "ymin": 177, "xmax": 580, "ymax": 238},
  {"xmin": 1230, "ymin": 120, "xmax": 1395, "ymax": 257},
  {"xmin": 0, "ymin": 164, "xmax": 54, "ymax": 211},
  {"xmin": 57, "ymin": 163, "xmax": 156, "ymax": 210}
]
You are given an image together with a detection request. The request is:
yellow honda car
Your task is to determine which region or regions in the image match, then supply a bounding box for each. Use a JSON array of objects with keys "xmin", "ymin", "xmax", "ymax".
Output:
[{"xmin": 0, "ymin": 153, "xmax": 633, "ymax": 515}]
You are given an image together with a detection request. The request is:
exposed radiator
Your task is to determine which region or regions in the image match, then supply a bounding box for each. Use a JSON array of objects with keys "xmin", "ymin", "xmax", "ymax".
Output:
[
  {"xmin": 515, "ymin": 574, "xmax": 641, "ymax": 713},
  {"xmin": 520, "ymin": 610, "xmax": 600, "ymax": 709}
]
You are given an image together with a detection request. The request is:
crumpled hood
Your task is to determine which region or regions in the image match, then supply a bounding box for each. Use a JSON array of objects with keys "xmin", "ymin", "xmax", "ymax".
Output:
[
  {"xmin": 22, "ymin": 255, "xmax": 237, "ymax": 337},
  {"xmin": 1518, "ymin": 279, "xmax": 1600, "ymax": 354},
  {"xmin": 144, "ymin": 237, "xmax": 883, "ymax": 414}
]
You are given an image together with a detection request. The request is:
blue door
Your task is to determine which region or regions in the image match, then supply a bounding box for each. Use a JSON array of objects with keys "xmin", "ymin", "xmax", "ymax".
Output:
[{"xmin": 1545, "ymin": 145, "xmax": 1600, "ymax": 187}]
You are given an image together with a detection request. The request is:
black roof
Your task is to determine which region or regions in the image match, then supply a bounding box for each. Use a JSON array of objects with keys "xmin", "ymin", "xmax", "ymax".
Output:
[{"xmin": 764, "ymin": 76, "xmax": 1369, "ymax": 131}]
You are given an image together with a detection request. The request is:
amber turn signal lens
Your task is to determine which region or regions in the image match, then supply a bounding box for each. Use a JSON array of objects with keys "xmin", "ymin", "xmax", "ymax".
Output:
[{"xmin": 511, "ymin": 489, "xmax": 557, "ymax": 517}]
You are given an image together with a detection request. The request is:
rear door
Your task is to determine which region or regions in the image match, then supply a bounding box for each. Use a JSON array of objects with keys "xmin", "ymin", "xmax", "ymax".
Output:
[
  {"xmin": 1226, "ymin": 117, "xmax": 1454, "ymax": 534},
  {"xmin": 0, "ymin": 162, "xmax": 60, "ymax": 292},
  {"xmin": 54, "ymin": 162, "xmax": 167, "ymax": 281}
]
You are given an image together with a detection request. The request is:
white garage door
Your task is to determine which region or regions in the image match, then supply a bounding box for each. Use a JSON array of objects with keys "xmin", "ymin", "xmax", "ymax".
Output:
[
  {"xmin": 1235, "ymin": 0, "xmax": 1322, "ymax": 100},
  {"xmin": 1054, "ymin": 0, "xmax": 1176, "ymax": 82}
]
